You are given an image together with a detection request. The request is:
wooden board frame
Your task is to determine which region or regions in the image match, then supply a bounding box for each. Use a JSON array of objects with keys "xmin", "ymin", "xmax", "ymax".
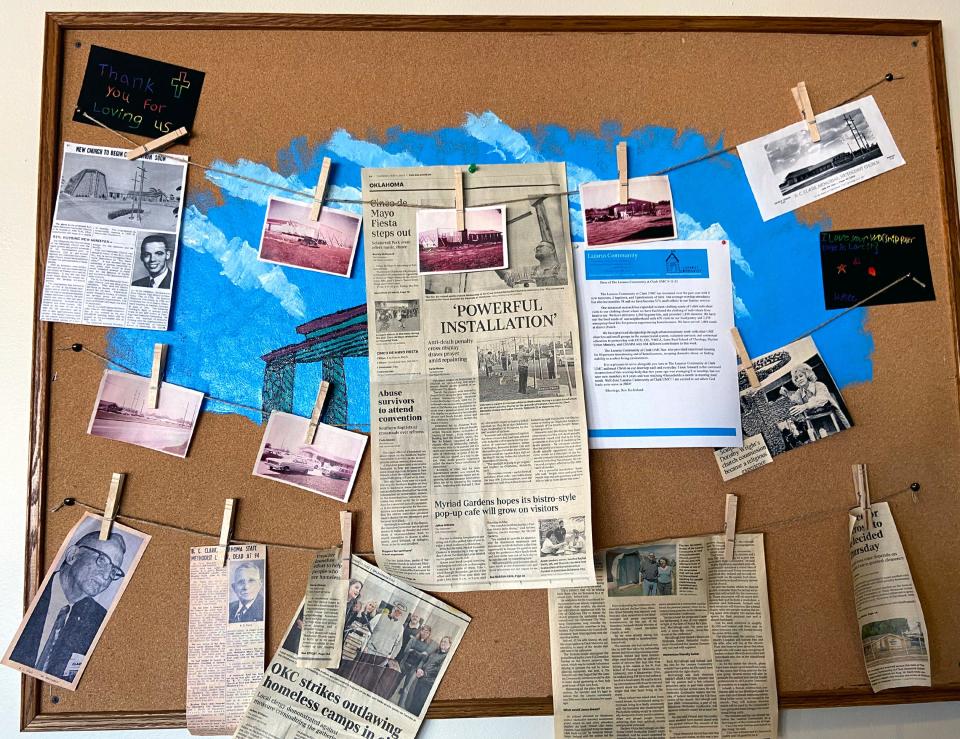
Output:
[{"xmin": 24, "ymin": 12, "xmax": 960, "ymax": 732}]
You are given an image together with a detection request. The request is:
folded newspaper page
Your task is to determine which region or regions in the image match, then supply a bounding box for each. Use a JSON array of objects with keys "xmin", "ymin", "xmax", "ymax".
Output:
[
  {"xmin": 235, "ymin": 555, "xmax": 470, "ymax": 739},
  {"xmin": 186, "ymin": 544, "xmax": 266, "ymax": 735},
  {"xmin": 39, "ymin": 142, "xmax": 187, "ymax": 329},
  {"xmin": 362, "ymin": 163, "xmax": 595, "ymax": 591},
  {"xmin": 849, "ymin": 502, "xmax": 930, "ymax": 691},
  {"xmin": 298, "ymin": 547, "xmax": 348, "ymax": 669},
  {"xmin": 548, "ymin": 534, "xmax": 778, "ymax": 739}
]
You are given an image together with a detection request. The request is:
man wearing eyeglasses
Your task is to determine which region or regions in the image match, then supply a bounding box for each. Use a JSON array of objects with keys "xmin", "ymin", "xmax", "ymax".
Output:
[{"xmin": 10, "ymin": 531, "xmax": 126, "ymax": 682}]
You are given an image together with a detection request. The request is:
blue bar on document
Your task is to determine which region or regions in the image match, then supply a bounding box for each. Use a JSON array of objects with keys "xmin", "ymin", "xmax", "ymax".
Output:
[
  {"xmin": 588, "ymin": 427, "xmax": 739, "ymax": 437},
  {"xmin": 584, "ymin": 248, "xmax": 710, "ymax": 280}
]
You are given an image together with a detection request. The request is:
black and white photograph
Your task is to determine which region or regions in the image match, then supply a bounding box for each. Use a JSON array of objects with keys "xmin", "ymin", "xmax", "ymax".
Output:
[
  {"xmin": 738, "ymin": 95, "xmax": 905, "ymax": 221},
  {"xmin": 375, "ymin": 299, "xmax": 421, "ymax": 334},
  {"xmin": 476, "ymin": 334, "xmax": 578, "ymax": 403},
  {"xmin": 130, "ymin": 232, "xmax": 177, "ymax": 288},
  {"xmin": 861, "ymin": 618, "xmax": 927, "ymax": 665},
  {"xmin": 278, "ymin": 562, "xmax": 468, "ymax": 719},
  {"xmin": 258, "ymin": 196, "xmax": 361, "ymax": 277},
  {"xmin": 333, "ymin": 570, "xmax": 466, "ymax": 716},
  {"xmin": 87, "ymin": 369, "xmax": 203, "ymax": 457},
  {"xmin": 416, "ymin": 205, "xmax": 508, "ymax": 275},
  {"xmin": 579, "ymin": 175, "xmax": 677, "ymax": 246},
  {"xmin": 253, "ymin": 410, "xmax": 367, "ymax": 502},
  {"xmin": 56, "ymin": 147, "xmax": 185, "ymax": 232},
  {"xmin": 2, "ymin": 512, "xmax": 150, "ymax": 690},
  {"xmin": 604, "ymin": 543, "xmax": 678, "ymax": 598},
  {"xmin": 228, "ymin": 559, "xmax": 265, "ymax": 624},
  {"xmin": 715, "ymin": 336, "xmax": 854, "ymax": 481},
  {"xmin": 539, "ymin": 516, "xmax": 587, "ymax": 557},
  {"xmin": 422, "ymin": 196, "xmax": 569, "ymax": 293}
]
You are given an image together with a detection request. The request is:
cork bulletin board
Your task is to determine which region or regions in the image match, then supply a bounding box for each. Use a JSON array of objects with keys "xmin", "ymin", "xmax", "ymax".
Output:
[{"xmin": 25, "ymin": 13, "xmax": 960, "ymax": 731}]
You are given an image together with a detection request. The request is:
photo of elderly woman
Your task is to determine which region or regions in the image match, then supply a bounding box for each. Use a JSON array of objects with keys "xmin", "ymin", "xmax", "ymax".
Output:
[
  {"xmin": 716, "ymin": 336, "xmax": 854, "ymax": 481},
  {"xmin": 605, "ymin": 543, "xmax": 678, "ymax": 598}
]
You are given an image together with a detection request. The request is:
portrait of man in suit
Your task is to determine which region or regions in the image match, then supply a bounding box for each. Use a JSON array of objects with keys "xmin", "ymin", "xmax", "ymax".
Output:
[
  {"xmin": 6, "ymin": 530, "xmax": 128, "ymax": 683},
  {"xmin": 131, "ymin": 233, "xmax": 174, "ymax": 289},
  {"xmin": 228, "ymin": 561, "xmax": 265, "ymax": 624}
]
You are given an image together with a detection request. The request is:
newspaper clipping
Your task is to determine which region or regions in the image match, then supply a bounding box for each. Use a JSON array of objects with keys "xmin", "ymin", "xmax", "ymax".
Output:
[
  {"xmin": 39, "ymin": 142, "xmax": 187, "ymax": 330},
  {"xmin": 234, "ymin": 555, "xmax": 470, "ymax": 739},
  {"xmin": 187, "ymin": 544, "xmax": 266, "ymax": 735},
  {"xmin": 362, "ymin": 163, "xmax": 595, "ymax": 591},
  {"xmin": 298, "ymin": 547, "xmax": 349, "ymax": 669},
  {"xmin": 548, "ymin": 534, "xmax": 778, "ymax": 739},
  {"xmin": 849, "ymin": 502, "xmax": 930, "ymax": 691}
]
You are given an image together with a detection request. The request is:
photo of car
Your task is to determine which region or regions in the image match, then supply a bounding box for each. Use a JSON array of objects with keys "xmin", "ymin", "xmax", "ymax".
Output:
[{"xmin": 265, "ymin": 455, "xmax": 317, "ymax": 474}]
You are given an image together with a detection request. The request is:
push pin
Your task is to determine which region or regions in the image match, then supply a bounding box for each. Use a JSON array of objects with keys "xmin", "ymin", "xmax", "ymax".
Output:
[
  {"xmin": 71, "ymin": 343, "xmax": 83, "ymax": 352},
  {"xmin": 467, "ymin": 164, "xmax": 478, "ymax": 174},
  {"xmin": 885, "ymin": 72, "xmax": 895, "ymax": 81}
]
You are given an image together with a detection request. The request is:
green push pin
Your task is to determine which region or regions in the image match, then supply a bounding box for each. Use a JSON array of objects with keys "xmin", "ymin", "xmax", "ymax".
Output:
[{"xmin": 467, "ymin": 163, "xmax": 478, "ymax": 174}]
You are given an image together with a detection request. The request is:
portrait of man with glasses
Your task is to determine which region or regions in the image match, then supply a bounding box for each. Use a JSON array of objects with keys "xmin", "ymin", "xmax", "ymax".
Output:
[{"xmin": 3, "ymin": 513, "xmax": 150, "ymax": 689}]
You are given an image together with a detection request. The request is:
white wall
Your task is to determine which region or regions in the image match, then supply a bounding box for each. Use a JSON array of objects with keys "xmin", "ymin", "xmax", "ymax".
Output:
[{"xmin": 1, "ymin": 2, "xmax": 958, "ymax": 737}]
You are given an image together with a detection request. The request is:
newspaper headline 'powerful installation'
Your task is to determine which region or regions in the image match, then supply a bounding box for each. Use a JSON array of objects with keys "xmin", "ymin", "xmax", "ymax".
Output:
[{"xmin": 363, "ymin": 163, "xmax": 595, "ymax": 591}]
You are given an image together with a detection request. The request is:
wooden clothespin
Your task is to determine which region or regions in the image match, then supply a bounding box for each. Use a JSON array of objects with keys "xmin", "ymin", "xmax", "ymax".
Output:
[
  {"xmin": 305, "ymin": 380, "xmax": 331, "ymax": 445},
  {"xmin": 308, "ymin": 157, "xmax": 332, "ymax": 222},
  {"xmin": 147, "ymin": 343, "xmax": 168, "ymax": 409},
  {"xmin": 340, "ymin": 511, "xmax": 352, "ymax": 580},
  {"xmin": 454, "ymin": 167, "xmax": 465, "ymax": 232},
  {"xmin": 616, "ymin": 142, "xmax": 629, "ymax": 205},
  {"xmin": 724, "ymin": 493, "xmax": 739, "ymax": 561},
  {"xmin": 218, "ymin": 498, "xmax": 236, "ymax": 566},
  {"xmin": 125, "ymin": 127, "xmax": 189, "ymax": 161},
  {"xmin": 852, "ymin": 463, "xmax": 873, "ymax": 530},
  {"xmin": 791, "ymin": 82, "xmax": 821, "ymax": 142},
  {"xmin": 730, "ymin": 328, "xmax": 760, "ymax": 389},
  {"xmin": 99, "ymin": 473, "xmax": 125, "ymax": 540}
]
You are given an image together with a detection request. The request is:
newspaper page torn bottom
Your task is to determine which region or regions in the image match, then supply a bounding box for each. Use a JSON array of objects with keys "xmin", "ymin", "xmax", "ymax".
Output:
[
  {"xmin": 548, "ymin": 534, "xmax": 778, "ymax": 739},
  {"xmin": 849, "ymin": 501, "xmax": 930, "ymax": 691},
  {"xmin": 235, "ymin": 556, "xmax": 470, "ymax": 739}
]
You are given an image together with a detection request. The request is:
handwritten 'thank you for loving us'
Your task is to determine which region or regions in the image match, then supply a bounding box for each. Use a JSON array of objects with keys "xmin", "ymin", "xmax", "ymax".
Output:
[{"xmin": 74, "ymin": 45, "xmax": 205, "ymax": 138}]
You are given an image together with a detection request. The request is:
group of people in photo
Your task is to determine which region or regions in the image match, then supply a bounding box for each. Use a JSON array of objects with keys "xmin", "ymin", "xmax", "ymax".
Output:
[
  {"xmin": 337, "ymin": 579, "xmax": 453, "ymax": 715},
  {"xmin": 540, "ymin": 520, "xmax": 587, "ymax": 557}
]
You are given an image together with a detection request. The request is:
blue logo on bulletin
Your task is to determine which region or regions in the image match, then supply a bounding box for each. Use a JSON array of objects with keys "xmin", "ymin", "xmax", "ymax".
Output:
[{"xmin": 585, "ymin": 249, "xmax": 710, "ymax": 280}]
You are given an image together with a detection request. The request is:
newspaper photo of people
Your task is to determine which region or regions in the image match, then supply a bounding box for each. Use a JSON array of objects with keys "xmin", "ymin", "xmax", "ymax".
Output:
[
  {"xmin": 538, "ymin": 517, "xmax": 587, "ymax": 557},
  {"xmin": 375, "ymin": 299, "xmax": 421, "ymax": 334},
  {"xmin": 234, "ymin": 557, "xmax": 469, "ymax": 739},
  {"xmin": 477, "ymin": 334, "xmax": 578, "ymax": 403},
  {"xmin": 605, "ymin": 543, "xmax": 678, "ymax": 597},
  {"xmin": 715, "ymin": 336, "xmax": 853, "ymax": 481}
]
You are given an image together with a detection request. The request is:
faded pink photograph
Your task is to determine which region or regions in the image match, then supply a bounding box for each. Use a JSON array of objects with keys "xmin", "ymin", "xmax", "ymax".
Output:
[
  {"xmin": 258, "ymin": 196, "xmax": 361, "ymax": 277},
  {"xmin": 253, "ymin": 411, "xmax": 367, "ymax": 502},
  {"xmin": 87, "ymin": 370, "xmax": 202, "ymax": 457}
]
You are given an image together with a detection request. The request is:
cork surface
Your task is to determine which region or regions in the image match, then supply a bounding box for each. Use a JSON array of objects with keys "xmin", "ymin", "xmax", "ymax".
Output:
[{"xmin": 33, "ymin": 23, "xmax": 960, "ymax": 717}]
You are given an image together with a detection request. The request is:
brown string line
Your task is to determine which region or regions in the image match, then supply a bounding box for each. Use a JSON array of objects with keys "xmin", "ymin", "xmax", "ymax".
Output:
[
  {"xmin": 51, "ymin": 481, "xmax": 918, "ymax": 553},
  {"xmin": 78, "ymin": 73, "xmax": 902, "ymax": 211},
  {"xmin": 60, "ymin": 344, "xmax": 366, "ymax": 431},
  {"xmin": 51, "ymin": 498, "xmax": 373, "ymax": 556}
]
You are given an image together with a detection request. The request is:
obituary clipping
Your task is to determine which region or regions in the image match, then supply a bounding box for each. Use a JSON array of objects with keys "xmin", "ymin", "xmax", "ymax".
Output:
[
  {"xmin": 849, "ymin": 502, "xmax": 930, "ymax": 692},
  {"xmin": 362, "ymin": 163, "xmax": 595, "ymax": 591},
  {"xmin": 39, "ymin": 141, "xmax": 188, "ymax": 330},
  {"xmin": 234, "ymin": 555, "xmax": 470, "ymax": 739},
  {"xmin": 548, "ymin": 534, "xmax": 778, "ymax": 739},
  {"xmin": 187, "ymin": 544, "xmax": 266, "ymax": 735}
]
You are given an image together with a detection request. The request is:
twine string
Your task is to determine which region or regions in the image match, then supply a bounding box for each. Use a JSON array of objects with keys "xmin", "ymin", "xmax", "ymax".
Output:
[{"xmin": 77, "ymin": 73, "xmax": 901, "ymax": 211}]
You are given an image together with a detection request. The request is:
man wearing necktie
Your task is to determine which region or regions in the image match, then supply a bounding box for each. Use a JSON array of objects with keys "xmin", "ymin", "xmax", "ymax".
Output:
[
  {"xmin": 228, "ymin": 563, "xmax": 265, "ymax": 623},
  {"xmin": 131, "ymin": 233, "xmax": 174, "ymax": 289},
  {"xmin": 9, "ymin": 531, "xmax": 127, "ymax": 682}
]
